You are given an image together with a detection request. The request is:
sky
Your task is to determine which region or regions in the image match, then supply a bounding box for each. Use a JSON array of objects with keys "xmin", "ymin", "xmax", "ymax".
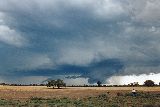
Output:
[{"xmin": 0, "ymin": 0, "xmax": 160, "ymax": 85}]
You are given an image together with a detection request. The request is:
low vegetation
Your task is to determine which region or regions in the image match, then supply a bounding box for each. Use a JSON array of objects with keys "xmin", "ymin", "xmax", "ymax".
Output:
[{"xmin": 0, "ymin": 92, "xmax": 159, "ymax": 107}]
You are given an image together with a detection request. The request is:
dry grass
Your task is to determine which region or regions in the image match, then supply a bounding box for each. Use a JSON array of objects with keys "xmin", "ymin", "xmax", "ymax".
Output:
[{"xmin": 0, "ymin": 86, "xmax": 159, "ymax": 100}]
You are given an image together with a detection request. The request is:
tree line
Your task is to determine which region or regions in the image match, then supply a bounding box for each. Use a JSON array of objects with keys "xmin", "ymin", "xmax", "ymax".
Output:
[{"xmin": 0, "ymin": 79, "xmax": 159, "ymax": 88}]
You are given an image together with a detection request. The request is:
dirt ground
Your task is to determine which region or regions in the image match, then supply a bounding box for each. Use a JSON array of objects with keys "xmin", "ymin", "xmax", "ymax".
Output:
[{"xmin": 0, "ymin": 86, "xmax": 159, "ymax": 100}]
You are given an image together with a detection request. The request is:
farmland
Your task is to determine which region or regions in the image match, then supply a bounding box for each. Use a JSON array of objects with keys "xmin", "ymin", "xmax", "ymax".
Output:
[
  {"xmin": 0, "ymin": 86, "xmax": 159, "ymax": 106},
  {"xmin": 0, "ymin": 86, "xmax": 160, "ymax": 99}
]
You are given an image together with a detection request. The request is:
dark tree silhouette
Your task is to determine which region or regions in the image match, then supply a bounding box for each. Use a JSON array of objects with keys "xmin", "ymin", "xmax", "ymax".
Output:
[
  {"xmin": 144, "ymin": 80, "xmax": 155, "ymax": 87},
  {"xmin": 47, "ymin": 80, "xmax": 56, "ymax": 88},
  {"xmin": 56, "ymin": 79, "xmax": 66, "ymax": 89},
  {"xmin": 97, "ymin": 81, "xmax": 102, "ymax": 87},
  {"xmin": 47, "ymin": 79, "xmax": 66, "ymax": 89}
]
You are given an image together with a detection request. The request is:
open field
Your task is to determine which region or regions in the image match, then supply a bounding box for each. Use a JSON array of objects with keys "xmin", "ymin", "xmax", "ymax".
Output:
[
  {"xmin": 0, "ymin": 86, "xmax": 159, "ymax": 107},
  {"xmin": 0, "ymin": 86, "xmax": 160, "ymax": 100}
]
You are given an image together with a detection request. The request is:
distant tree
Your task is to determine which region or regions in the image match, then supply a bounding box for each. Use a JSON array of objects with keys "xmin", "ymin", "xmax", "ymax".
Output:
[
  {"xmin": 133, "ymin": 82, "xmax": 139, "ymax": 86},
  {"xmin": 0, "ymin": 83, "xmax": 6, "ymax": 86},
  {"xmin": 47, "ymin": 79, "xmax": 66, "ymax": 89},
  {"xmin": 130, "ymin": 83, "xmax": 134, "ymax": 86},
  {"xmin": 144, "ymin": 80, "xmax": 155, "ymax": 87},
  {"xmin": 129, "ymin": 82, "xmax": 139, "ymax": 86},
  {"xmin": 56, "ymin": 79, "xmax": 66, "ymax": 89},
  {"xmin": 97, "ymin": 81, "xmax": 102, "ymax": 87},
  {"xmin": 47, "ymin": 80, "xmax": 56, "ymax": 88}
]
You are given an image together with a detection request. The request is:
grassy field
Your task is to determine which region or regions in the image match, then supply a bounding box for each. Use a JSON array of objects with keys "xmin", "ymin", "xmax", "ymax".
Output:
[{"xmin": 0, "ymin": 86, "xmax": 159, "ymax": 107}]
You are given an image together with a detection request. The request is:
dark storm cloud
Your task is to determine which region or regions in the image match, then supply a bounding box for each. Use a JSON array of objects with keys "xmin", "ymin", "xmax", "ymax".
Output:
[
  {"xmin": 0, "ymin": 0, "xmax": 160, "ymax": 84},
  {"xmin": 7, "ymin": 59, "xmax": 124, "ymax": 83}
]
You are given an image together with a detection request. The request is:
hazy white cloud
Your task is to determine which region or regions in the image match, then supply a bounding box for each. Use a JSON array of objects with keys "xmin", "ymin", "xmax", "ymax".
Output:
[
  {"xmin": 64, "ymin": 77, "xmax": 89, "ymax": 86},
  {"xmin": 93, "ymin": 0, "xmax": 125, "ymax": 19},
  {"xmin": 0, "ymin": 0, "xmax": 125, "ymax": 21},
  {"xmin": 123, "ymin": 0, "xmax": 160, "ymax": 24},
  {"xmin": 0, "ymin": 12, "xmax": 5, "ymax": 24},
  {"xmin": 0, "ymin": 25, "xmax": 27, "ymax": 47},
  {"xmin": 107, "ymin": 73, "xmax": 160, "ymax": 85}
]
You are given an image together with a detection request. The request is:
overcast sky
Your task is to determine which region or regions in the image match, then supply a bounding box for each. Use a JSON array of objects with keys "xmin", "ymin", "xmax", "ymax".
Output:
[{"xmin": 0, "ymin": 0, "xmax": 160, "ymax": 85}]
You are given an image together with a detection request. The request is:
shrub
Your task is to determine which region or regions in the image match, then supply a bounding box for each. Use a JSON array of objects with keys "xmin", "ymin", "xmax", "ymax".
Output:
[{"xmin": 144, "ymin": 80, "xmax": 155, "ymax": 87}]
